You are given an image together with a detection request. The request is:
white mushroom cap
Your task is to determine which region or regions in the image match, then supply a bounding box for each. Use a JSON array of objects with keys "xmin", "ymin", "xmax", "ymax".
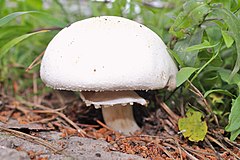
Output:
[{"xmin": 40, "ymin": 16, "xmax": 178, "ymax": 91}]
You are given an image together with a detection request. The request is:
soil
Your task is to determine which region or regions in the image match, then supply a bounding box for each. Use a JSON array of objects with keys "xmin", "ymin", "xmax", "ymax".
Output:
[{"xmin": 0, "ymin": 90, "xmax": 239, "ymax": 160}]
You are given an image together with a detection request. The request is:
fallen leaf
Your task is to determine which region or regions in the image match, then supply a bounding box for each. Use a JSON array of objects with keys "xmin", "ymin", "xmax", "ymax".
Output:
[{"xmin": 178, "ymin": 109, "xmax": 208, "ymax": 142}]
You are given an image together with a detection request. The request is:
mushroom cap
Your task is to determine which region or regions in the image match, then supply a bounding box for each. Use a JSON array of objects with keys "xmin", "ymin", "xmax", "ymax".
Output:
[{"xmin": 40, "ymin": 16, "xmax": 178, "ymax": 91}]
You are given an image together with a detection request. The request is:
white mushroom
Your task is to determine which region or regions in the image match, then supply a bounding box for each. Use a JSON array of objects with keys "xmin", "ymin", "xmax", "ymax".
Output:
[{"xmin": 40, "ymin": 16, "xmax": 178, "ymax": 135}]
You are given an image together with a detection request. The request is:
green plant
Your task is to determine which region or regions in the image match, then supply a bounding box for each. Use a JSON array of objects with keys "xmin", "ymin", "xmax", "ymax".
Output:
[{"xmin": 172, "ymin": 0, "xmax": 240, "ymax": 141}]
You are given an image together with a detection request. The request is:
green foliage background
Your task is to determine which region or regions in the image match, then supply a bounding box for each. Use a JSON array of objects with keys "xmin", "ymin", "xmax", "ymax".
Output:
[{"xmin": 0, "ymin": 0, "xmax": 239, "ymax": 141}]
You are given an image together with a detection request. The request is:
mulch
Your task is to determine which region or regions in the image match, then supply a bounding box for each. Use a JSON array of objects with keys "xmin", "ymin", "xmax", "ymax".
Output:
[{"xmin": 0, "ymin": 89, "xmax": 239, "ymax": 160}]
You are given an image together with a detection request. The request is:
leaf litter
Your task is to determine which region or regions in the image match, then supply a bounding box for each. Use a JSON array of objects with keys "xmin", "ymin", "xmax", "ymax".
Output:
[{"xmin": 0, "ymin": 88, "xmax": 239, "ymax": 160}]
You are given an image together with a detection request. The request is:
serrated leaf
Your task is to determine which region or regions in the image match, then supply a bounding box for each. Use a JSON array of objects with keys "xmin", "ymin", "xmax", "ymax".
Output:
[
  {"xmin": 176, "ymin": 67, "xmax": 198, "ymax": 87},
  {"xmin": 225, "ymin": 95, "xmax": 240, "ymax": 132},
  {"xmin": 178, "ymin": 109, "xmax": 208, "ymax": 142},
  {"xmin": 221, "ymin": 30, "xmax": 234, "ymax": 48},
  {"xmin": 0, "ymin": 30, "xmax": 49, "ymax": 59}
]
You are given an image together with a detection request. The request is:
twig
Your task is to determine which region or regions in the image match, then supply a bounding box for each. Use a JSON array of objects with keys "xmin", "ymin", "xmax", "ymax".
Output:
[
  {"xmin": 33, "ymin": 72, "xmax": 38, "ymax": 104},
  {"xmin": 180, "ymin": 146, "xmax": 199, "ymax": 160},
  {"xmin": 205, "ymin": 136, "xmax": 223, "ymax": 160},
  {"xmin": 26, "ymin": 51, "xmax": 45, "ymax": 72},
  {"xmin": 157, "ymin": 143, "xmax": 175, "ymax": 160},
  {"xmin": 0, "ymin": 126, "xmax": 60, "ymax": 153},
  {"xmin": 29, "ymin": 115, "xmax": 58, "ymax": 124},
  {"xmin": 33, "ymin": 27, "xmax": 63, "ymax": 32},
  {"xmin": 173, "ymin": 140, "xmax": 183, "ymax": 160},
  {"xmin": 95, "ymin": 119, "xmax": 117, "ymax": 133},
  {"xmin": 182, "ymin": 146, "xmax": 216, "ymax": 157},
  {"xmin": 188, "ymin": 81, "xmax": 219, "ymax": 126},
  {"xmin": 156, "ymin": 97, "xmax": 179, "ymax": 123},
  {"xmin": 207, "ymin": 135, "xmax": 240, "ymax": 159},
  {"xmin": 18, "ymin": 99, "xmax": 87, "ymax": 137}
]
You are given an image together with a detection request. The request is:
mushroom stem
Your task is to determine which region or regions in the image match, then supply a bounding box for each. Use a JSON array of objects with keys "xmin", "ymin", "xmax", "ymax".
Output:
[{"xmin": 102, "ymin": 104, "xmax": 140, "ymax": 135}]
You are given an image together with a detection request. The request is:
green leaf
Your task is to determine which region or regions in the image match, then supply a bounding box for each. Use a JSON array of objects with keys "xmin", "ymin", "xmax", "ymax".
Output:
[
  {"xmin": 170, "ymin": 0, "xmax": 210, "ymax": 38},
  {"xmin": 174, "ymin": 28, "xmax": 204, "ymax": 66},
  {"xmin": 0, "ymin": 11, "xmax": 36, "ymax": 27},
  {"xmin": 30, "ymin": 12, "xmax": 67, "ymax": 27},
  {"xmin": 225, "ymin": 95, "xmax": 240, "ymax": 132},
  {"xmin": 229, "ymin": 128, "xmax": 240, "ymax": 141},
  {"xmin": 0, "ymin": 11, "xmax": 66, "ymax": 28},
  {"xmin": 167, "ymin": 48, "xmax": 184, "ymax": 67},
  {"xmin": 178, "ymin": 109, "xmax": 208, "ymax": 142},
  {"xmin": 185, "ymin": 40, "xmax": 219, "ymax": 52},
  {"xmin": 204, "ymin": 89, "xmax": 236, "ymax": 98},
  {"xmin": 218, "ymin": 69, "xmax": 240, "ymax": 89},
  {"xmin": 176, "ymin": 67, "xmax": 198, "ymax": 87},
  {"xmin": 213, "ymin": 8, "xmax": 240, "ymax": 79},
  {"xmin": 221, "ymin": 30, "xmax": 234, "ymax": 48},
  {"xmin": 0, "ymin": 30, "xmax": 49, "ymax": 59}
]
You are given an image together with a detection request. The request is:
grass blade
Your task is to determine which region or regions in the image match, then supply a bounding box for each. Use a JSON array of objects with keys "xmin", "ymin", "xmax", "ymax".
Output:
[
  {"xmin": 0, "ymin": 11, "xmax": 36, "ymax": 27},
  {"xmin": 0, "ymin": 30, "xmax": 49, "ymax": 59}
]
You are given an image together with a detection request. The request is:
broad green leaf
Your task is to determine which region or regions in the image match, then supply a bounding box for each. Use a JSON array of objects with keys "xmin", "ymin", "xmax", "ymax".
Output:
[
  {"xmin": 204, "ymin": 89, "xmax": 236, "ymax": 98},
  {"xmin": 174, "ymin": 28, "xmax": 204, "ymax": 66},
  {"xmin": 167, "ymin": 48, "xmax": 184, "ymax": 67},
  {"xmin": 0, "ymin": 11, "xmax": 36, "ymax": 27},
  {"xmin": 221, "ymin": 30, "xmax": 234, "ymax": 48},
  {"xmin": 0, "ymin": 30, "xmax": 49, "ymax": 59},
  {"xmin": 176, "ymin": 67, "xmax": 198, "ymax": 87},
  {"xmin": 229, "ymin": 128, "xmax": 240, "ymax": 141},
  {"xmin": 178, "ymin": 109, "xmax": 208, "ymax": 142},
  {"xmin": 218, "ymin": 69, "xmax": 240, "ymax": 89},
  {"xmin": 186, "ymin": 40, "xmax": 219, "ymax": 52},
  {"xmin": 225, "ymin": 95, "xmax": 240, "ymax": 132},
  {"xmin": 213, "ymin": 8, "xmax": 240, "ymax": 79}
]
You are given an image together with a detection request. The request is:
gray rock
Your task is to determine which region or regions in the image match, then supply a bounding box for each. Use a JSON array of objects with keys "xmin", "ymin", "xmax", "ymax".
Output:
[
  {"xmin": 0, "ymin": 132, "xmax": 145, "ymax": 160},
  {"xmin": 0, "ymin": 146, "xmax": 30, "ymax": 160}
]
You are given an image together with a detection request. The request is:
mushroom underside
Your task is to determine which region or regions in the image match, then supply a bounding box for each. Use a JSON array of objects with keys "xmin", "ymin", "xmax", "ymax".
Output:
[{"xmin": 80, "ymin": 91, "xmax": 147, "ymax": 135}]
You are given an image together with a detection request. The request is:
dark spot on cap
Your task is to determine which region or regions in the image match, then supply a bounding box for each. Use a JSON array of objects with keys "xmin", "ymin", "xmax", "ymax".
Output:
[
  {"xmin": 94, "ymin": 69, "xmax": 96, "ymax": 72},
  {"xmin": 140, "ymin": 25, "xmax": 142, "ymax": 28},
  {"xmin": 105, "ymin": 18, "xmax": 107, "ymax": 21},
  {"xmin": 118, "ymin": 20, "xmax": 120, "ymax": 22},
  {"xmin": 95, "ymin": 153, "xmax": 101, "ymax": 157}
]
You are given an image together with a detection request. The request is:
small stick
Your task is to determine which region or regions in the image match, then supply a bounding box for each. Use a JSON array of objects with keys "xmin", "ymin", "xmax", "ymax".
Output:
[
  {"xmin": 18, "ymin": 99, "xmax": 87, "ymax": 137},
  {"xmin": 29, "ymin": 115, "xmax": 58, "ymax": 124},
  {"xmin": 26, "ymin": 51, "xmax": 45, "ymax": 72},
  {"xmin": 156, "ymin": 98, "xmax": 179, "ymax": 123},
  {"xmin": 205, "ymin": 136, "xmax": 223, "ymax": 160},
  {"xmin": 207, "ymin": 135, "xmax": 240, "ymax": 159},
  {"xmin": 188, "ymin": 81, "xmax": 219, "ymax": 126},
  {"xmin": 157, "ymin": 144, "xmax": 175, "ymax": 160},
  {"xmin": 180, "ymin": 147, "xmax": 199, "ymax": 160},
  {"xmin": 95, "ymin": 119, "xmax": 116, "ymax": 133},
  {"xmin": 33, "ymin": 72, "xmax": 38, "ymax": 104},
  {"xmin": 0, "ymin": 126, "xmax": 60, "ymax": 153}
]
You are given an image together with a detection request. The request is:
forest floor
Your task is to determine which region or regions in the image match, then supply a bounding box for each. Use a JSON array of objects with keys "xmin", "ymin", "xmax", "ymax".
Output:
[{"xmin": 0, "ymin": 90, "xmax": 239, "ymax": 160}]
